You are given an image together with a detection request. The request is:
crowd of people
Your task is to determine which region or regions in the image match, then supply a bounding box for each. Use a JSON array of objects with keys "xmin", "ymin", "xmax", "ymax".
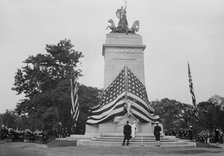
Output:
[
  {"xmin": 164, "ymin": 127, "xmax": 193, "ymax": 140},
  {"xmin": 1, "ymin": 123, "xmax": 223, "ymax": 145},
  {"xmin": 164, "ymin": 127, "xmax": 224, "ymax": 144},
  {"xmin": 0, "ymin": 124, "xmax": 71, "ymax": 144},
  {"xmin": 196, "ymin": 129, "xmax": 224, "ymax": 144}
]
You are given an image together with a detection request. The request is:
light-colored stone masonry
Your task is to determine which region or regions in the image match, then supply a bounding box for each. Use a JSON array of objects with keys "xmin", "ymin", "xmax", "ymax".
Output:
[{"xmin": 102, "ymin": 33, "xmax": 146, "ymax": 89}]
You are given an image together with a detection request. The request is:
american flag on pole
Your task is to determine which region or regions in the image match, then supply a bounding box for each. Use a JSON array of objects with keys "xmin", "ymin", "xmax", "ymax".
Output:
[
  {"xmin": 188, "ymin": 62, "xmax": 198, "ymax": 118},
  {"xmin": 87, "ymin": 66, "xmax": 159, "ymax": 125},
  {"xmin": 70, "ymin": 77, "xmax": 80, "ymax": 121}
]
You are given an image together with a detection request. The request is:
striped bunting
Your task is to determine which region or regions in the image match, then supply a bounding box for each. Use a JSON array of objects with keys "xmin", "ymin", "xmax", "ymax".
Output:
[
  {"xmin": 126, "ymin": 68, "xmax": 155, "ymax": 113},
  {"xmin": 70, "ymin": 77, "xmax": 80, "ymax": 121},
  {"xmin": 87, "ymin": 66, "xmax": 158, "ymax": 125}
]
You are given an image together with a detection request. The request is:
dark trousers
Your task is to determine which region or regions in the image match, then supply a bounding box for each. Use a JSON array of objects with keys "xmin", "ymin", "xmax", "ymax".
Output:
[
  {"xmin": 155, "ymin": 134, "xmax": 160, "ymax": 141},
  {"xmin": 122, "ymin": 135, "xmax": 130, "ymax": 146}
]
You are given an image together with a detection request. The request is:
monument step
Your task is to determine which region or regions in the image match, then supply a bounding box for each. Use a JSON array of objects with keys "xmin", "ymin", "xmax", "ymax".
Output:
[
  {"xmin": 77, "ymin": 139, "xmax": 196, "ymax": 148},
  {"xmin": 61, "ymin": 135, "xmax": 195, "ymax": 148},
  {"xmin": 92, "ymin": 137, "xmax": 176, "ymax": 142},
  {"xmin": 92, "ymin": 139, "xmax": 175, "ymax": 143},
  {"xmin": 60, "ymin": 136, "xmax": 175, "ymax": 142},
  {"xmin": 95, "ymin": 136, "xmax": 173, "ymax": 139},
  {"xmin": 101, "ymin": 133, "xmax": 157, "ymax": 137},
  {"xmin": 93, "ymin": 134, "xmax": 177, "ymax": 142},
  {"xmin": 83, "ymin": 134, "xmax": 195, "ymax": 147}
]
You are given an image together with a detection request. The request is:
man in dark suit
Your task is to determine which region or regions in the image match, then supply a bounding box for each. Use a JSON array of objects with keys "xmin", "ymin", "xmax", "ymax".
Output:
[
  {"xmin": 215, "ymin": 128, "xmax": 220, "ymax": 144},
  {"xmin": 154, "ymin": 121, "xmax": 161, "ymax": 146},
  {"xmin": 122, "ymin": 121, "xmax": 132, "ymax": 146},
  {"xmin": 188, "ymin": 126, "xmax": 193, "ymax": 141}
]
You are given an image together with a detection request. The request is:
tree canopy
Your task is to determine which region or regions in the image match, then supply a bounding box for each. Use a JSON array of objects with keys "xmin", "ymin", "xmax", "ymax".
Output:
[
  {"xmin": 12, "ymin": 39, "xmax": 83, "ymax": 98},
  {"xmin": 12, "ymin": 39, "xmax": 93, "ymax": 131},
  {"xmin": 151, "ymin": 96, "xmax": 224, "ymax": 133},
  {"xmin": 151, "ymin": 98, "xmax": 197, "ymax": 130}
]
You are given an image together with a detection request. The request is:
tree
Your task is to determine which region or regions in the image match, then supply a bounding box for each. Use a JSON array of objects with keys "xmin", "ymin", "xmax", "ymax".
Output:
[
  {"xmin": 197, "ymin": 101, "xmax": 214, "ymax": 131},
  {"xmin": 12, "ymin": 39, "xmax": 83, "ymax": 131},
  {"xmin": 0, "ymin": 110, "xmax": 22, "ymax": 129},
  {"xmin": 151, "ymin": 96, "xmax": 224, "ymax": 134},
  {"xmin": 0, "ymin": 114, "xmax": 2, "ymax": 125},
  {"xmin": 74, "ymin": 85, "xmax": 101, "ymax": 134},
  {"xmin": 208, "ymin": 95, "xmax": 224, "ymax": 111},
  {"xmin": 151, "ymin": 98, "xmax": 197, "ymax": 130},
  {"xmin": 13, "ymin": 39, "xmax": 83, "ymax": 98},
  {"xmin": 198, "ymin": 97, "xmax": 224, "ymax": 131}
]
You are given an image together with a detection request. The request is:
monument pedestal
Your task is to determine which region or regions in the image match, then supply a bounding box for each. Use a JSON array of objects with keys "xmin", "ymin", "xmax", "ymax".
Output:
[
  {"xmin": 86, "ymin": 123, "xmax": 155, "ymax": 136},
  {"xmin": 85, "ymin": 114, "xmax": 163, "ymax": 137}
]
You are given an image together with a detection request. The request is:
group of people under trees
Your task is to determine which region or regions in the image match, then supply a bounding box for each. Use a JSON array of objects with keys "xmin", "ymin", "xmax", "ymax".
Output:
[
  {"xmin": 122, "ymin": 121, "xmax": 162, "ymax": 146},
  {"xmin": 164, "ymin": 126, "xmax": 223, "ymax": 144},
  {"xmin": 197, "ymin": 128, "xmax": 223, "ymax": 144},
  {"xmin": 0, "ymin": 124, "xmax": 71, "ymax": 144},
  {"xmin": 164, "ymin": 126, "xmax": 194, "ymax": 140},
  {"xmin": 2, "ymin": 122, "xmax": 223, "ymax": 146}
]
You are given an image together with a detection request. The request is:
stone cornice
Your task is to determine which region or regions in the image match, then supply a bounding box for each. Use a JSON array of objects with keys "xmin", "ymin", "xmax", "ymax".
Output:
[{"xmin": 102, "ymin": 44, "xmax": 146, "ymax": 56}]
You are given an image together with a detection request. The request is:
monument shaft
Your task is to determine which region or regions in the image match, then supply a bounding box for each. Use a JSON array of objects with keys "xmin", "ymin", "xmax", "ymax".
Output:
[{"xmin": 103, "ymin": 33, "xmax": 146, "ymax": 89}]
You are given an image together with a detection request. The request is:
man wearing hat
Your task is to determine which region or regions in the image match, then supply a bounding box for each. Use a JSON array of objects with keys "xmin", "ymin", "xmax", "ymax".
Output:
[
  {"xmin": 122, "ymin": 121, "xmax": 132, "ymax": 146},
  {"xmin": 154, "ymin": 121, "xmax": 161, "ymax": 146}
]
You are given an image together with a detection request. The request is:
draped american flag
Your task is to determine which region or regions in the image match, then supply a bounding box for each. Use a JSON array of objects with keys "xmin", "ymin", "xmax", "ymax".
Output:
[
  {"xmin": 87, "ymin": 66, "xmax": 159, "ymax": 125},
  {"xmin": 188, "ymin": 63, "xmax": 198, "ymax": 118},
  {"xmin": 70, "ymin": 77, "xmax": 80, "ymax": 121}
]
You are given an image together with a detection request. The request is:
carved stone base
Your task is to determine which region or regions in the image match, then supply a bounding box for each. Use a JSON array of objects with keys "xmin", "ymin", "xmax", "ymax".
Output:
[{"xmin": 85, "ymin": 115, "xmax": 163, "ymax": 137}]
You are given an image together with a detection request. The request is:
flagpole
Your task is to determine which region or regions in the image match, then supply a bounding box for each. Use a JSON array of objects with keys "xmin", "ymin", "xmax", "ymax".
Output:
[
  {"xmin": 70, "ymin": 56, "xmax": 80, "ymax": 126},
  {"xmin": 124, "ymin": 66, "xmax": 128, "ymax": 101},
  {"xmin": 70, "ymin": 59, "xmax": 74, "ymax": 129},
  {"xmin": 188, "ymin": 62, "xmax": 199, "ymax": 123},
  {"xmin": 124, "ymin": 66, "xmax": 131, "ymax": 116},
  {"xmin": 70, "ymin": 58, "xmax": 74, "ymax": 82}
]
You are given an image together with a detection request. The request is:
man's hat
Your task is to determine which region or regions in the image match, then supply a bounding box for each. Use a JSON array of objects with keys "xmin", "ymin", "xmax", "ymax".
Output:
[{"xmin": 155, "ymin": 121, "xmax": 159, "ymax": 124}]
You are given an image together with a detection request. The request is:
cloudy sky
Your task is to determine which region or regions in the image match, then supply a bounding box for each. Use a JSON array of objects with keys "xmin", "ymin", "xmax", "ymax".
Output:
[{"xmin": 0, "ymin": 0, "xmax": 224, "ymax": 113}]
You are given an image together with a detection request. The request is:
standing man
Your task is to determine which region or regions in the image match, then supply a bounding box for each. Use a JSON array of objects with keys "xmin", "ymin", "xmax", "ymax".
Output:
[
  {"xmin": 154, "ymin": 121, "xmax": 161, "ymax": 146},
  {"xmin": 188, "ymin": 126, "xmax": 193, "ymax": 141},
  {"xmin": 215, "ymin": 128, "xmax": 220, "ymax": 145},
  {"xmin": 122, "ymin": 121, "xmax": 132, "ymax": 146}
]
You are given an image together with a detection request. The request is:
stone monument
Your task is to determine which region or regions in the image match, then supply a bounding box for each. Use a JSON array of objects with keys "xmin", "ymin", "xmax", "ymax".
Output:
[
  {"xmin": 62, "ymin": 4, "xmax": 196, "ymax": 148},
  {"xmin": 85, "ymin": 3, "xmax": 160, "ymax": 137}
]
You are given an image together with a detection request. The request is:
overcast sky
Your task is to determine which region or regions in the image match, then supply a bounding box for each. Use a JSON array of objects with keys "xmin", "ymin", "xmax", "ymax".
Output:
[{"xmin": 0, "ymin": 0, "xmax": 224, "ymax": 113}]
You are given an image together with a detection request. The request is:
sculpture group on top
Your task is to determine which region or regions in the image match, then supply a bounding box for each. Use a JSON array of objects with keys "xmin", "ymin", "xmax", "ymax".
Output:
[{"xmin": 106, "ymin": 2, "xmax": 139, "ymax": 34}]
